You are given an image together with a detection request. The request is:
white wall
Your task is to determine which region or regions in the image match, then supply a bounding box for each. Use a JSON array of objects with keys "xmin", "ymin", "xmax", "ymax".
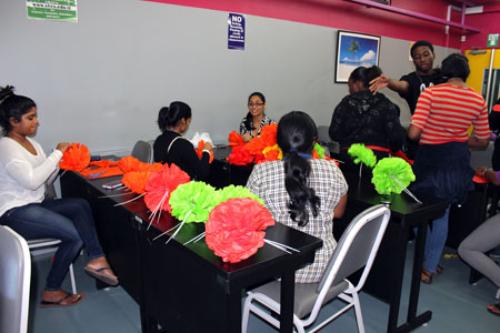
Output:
[{"xmin": 0, "ymin": 0, "xmax": 454, "ymax": 154}]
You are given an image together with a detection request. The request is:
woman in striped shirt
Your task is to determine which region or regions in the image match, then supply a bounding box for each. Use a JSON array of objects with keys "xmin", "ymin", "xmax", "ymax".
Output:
[{"xmin": 408, "ymin": 53, "xmax": 490, "ymax": 284}]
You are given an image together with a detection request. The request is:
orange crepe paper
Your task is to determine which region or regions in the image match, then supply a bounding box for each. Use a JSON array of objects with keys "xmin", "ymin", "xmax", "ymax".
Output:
[
  {"xmin": 122, "ymin": 171, "xmax": 153, "ymax": 194},
  {"xmin": 59, "ymin": 143, "xmax": 91, "ymax": 171},
  {"xmin": 196, "ymin": 140, "xmax": 214, "ymax": 163}
]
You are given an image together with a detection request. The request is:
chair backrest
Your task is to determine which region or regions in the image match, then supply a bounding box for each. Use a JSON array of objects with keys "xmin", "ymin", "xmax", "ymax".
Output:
[
  {"xmin": 0, "ymin": 226, "xmax": 31, "ymax": 333},
  {"xmin": 131, "ymin": 140, "xmax": 153, "ymax": 163},
  {"xmin": 317, "ymin": 204, "xmax": 390, "ymax": 296}
]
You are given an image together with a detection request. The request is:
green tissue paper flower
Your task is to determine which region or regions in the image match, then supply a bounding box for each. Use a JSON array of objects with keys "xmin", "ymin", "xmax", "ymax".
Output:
[
  {"xmin": 169, "ymin": 181, "xmax": 218, "ymax": 223},
  {"xmin": 313, "ymin": 143, "xmax": 326, "ymax": 159},
  {"xmin": 371, "ymin": 157, "xmax": 416, "ymax": 195},
  {"xmin": 216, "ymin": 185, "xmax": 264, "ymax": 206},
  {"xmin": 347, "ymin": 144, "xmax": 377, "ymax": 168}
]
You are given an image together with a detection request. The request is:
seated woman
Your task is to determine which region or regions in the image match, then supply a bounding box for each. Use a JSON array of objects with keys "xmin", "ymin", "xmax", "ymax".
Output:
[
  {"xmin": 153, "ymin": 101, "xmax": 212, "ymax": 180},
  {"xmin": 0, "ymin": 86, "xmax": 118, "ymax": 307},
  {"xmin": 239, "ymin": 92, "xmax": 275, "ymax": 142},
  {"xmin": 329, "ymin": 66, "xmax": 406, "ymax": 171},
  {"xmin": 247, "ymin": 111, "xmax": 348, "ymax": 283},
  {"xmin": 458, "ymin": 167, "xmax": 500, "ymax": 316}
]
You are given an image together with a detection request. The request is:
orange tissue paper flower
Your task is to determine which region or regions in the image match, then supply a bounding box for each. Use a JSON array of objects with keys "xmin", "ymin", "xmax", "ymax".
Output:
[
  {"xmin": 118, "ymin": 156, "xmax": 142, "ymax": 173},
  {"xmin": 259, "ymin": 123, "xmax": 278, "ymax": 147},
  {"xmin": 228, "ymin": 131, "xmax": 245, "ymax": 147},
  {"xmin": 59, "ymin": 143, "xmax": 91, "ymax": 171},
  {"xmin": 206, "ymin": 198, "xmax": 275, "ymax": 263},
  {"xmin": 227, "ymin": 145, "xmax": 254, "ymax": 166},
  {"xmin": 144, "ymin": 163, "xmax": 191, "ymax": 213},
  {"xmin": 196, "ymin": 140, "xmax": 214, "ymax": 163},
  {"xmin": 138, "ymin": 162, "xmax": 163, "ymax": 173},
  {"xmin": 262, "ymin": 144, "xmax": 283, "ymax": 162},
  {"xmin": 122, "ymin": 171, "xmax": 152, "ymax": 194}
]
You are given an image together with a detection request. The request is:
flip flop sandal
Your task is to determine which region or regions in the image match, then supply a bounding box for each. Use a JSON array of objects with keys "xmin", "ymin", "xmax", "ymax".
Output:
[
  {"xmin": 84, "ymin": 266, "xmax": 119, "ymax": 286},
  {"xmin": 421, "ymin": 270, "xmax": 433, "ymax": 284},
  {"xmin": 487, "ymin": 303, "xmax": 500, "ymax": 316},
  {"xmin": 40, "ymin": 292, "xmax": 84, "ymax": 308}
]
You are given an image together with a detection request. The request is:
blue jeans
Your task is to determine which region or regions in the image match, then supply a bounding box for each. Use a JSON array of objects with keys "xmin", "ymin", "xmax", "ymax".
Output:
[
  {"xmin": 0, "ymin": 198, "xmax": 104, "ymax": 290},
  {"xmin": 423, "ymin": 207, "xmax": 450, "ymax": 273}
]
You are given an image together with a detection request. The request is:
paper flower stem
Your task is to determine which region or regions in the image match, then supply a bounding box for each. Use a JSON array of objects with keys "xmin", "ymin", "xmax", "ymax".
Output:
[
  {"xmin": 183, "ymin": 232, "xmax": 206, "ymax": 246},
  {"xmin": 389, "ymin": 175, "xmax": 422, "ymax": 204},
  {"xmin": 113, "ymin": 193, "xmax": 145, "ymax": 207},
  {"xmin": 264, "ymin": 239, "xmax": 300, "ymax": 254},
  {"xmin": 152, "ymin": 223, "xmax": 182, "ymax": 241},
  {"xmin": 165, "ymin": 221, "xmax": 185, "ymax": 245},
  {"xmin": 98, "ymin": 190, "xmax": 133, "ymax": 198}
]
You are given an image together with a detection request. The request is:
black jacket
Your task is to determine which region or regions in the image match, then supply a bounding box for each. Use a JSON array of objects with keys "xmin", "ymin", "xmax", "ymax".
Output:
[{"xmin": 329, "ymin": 91, "xmax": 405, "ymax": 151}]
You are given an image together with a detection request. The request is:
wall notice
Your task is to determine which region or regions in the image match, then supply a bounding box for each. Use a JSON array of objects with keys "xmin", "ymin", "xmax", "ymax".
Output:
[
  {"xmin": 228, "ymin": 13, "xmax": 245, "ymax": 50},
  {"xmin": 27, "ymin": 0, "xmax": 78, "ymax": 23}
]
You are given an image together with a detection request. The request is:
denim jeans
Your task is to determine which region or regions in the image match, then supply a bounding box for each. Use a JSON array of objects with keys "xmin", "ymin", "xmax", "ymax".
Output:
[
  {"xmin": 423, "ymin": 206, "xmax": 450, "ymax": 273},
  {"xmin": 0, "ymin": 198, "xmax": 104, "ymax": 290}
]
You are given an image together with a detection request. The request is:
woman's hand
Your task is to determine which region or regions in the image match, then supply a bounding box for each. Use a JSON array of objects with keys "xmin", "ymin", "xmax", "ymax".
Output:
[
  {"xmin": 203, "ymin": 141, "xmax": 213, "ymax": 152},
  {"xmin": 476, "ymin": 167, "xmax": 499, "ymax": 185},
  {"xmin": 56, "ymin": 142, "xmax": 71, "ymax": 153}
]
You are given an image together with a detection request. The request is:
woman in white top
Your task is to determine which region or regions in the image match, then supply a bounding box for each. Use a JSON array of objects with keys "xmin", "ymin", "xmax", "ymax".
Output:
[{"xmin": 0, "ymin": 86, "xmax": 118, "ymax": 307}]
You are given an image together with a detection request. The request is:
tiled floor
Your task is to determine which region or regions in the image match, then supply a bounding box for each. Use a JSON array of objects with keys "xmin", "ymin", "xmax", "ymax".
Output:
[{"xmin": 29, "ymin": 245, "xmax": 499, "ymax": 333}]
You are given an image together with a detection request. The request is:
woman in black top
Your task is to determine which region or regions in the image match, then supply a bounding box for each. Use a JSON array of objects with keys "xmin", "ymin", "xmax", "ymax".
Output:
[
  {"xmin": 153, "ymin": 101, "xmax": 212, "ymax": 180},
  {"xmin": 329, "ymin": 66, "xmax": 405, "ymax": 172}
]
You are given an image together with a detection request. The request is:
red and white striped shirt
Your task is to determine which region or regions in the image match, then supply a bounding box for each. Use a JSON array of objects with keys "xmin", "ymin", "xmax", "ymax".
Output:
[{"xmin": 411, "ymin": 83, "xmax": 490, "ymax": 145}]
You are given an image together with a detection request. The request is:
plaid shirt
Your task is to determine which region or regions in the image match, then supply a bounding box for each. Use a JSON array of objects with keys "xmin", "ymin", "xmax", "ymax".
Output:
[{"xmin": 247, "ymin": 159, "xmax": 348, "ymax": 283}]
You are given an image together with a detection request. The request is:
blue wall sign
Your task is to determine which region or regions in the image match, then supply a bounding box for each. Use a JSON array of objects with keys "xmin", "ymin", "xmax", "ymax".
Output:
[{"xmin": 227, "ymin": 13, "xmax": 245, "ymax": 50}]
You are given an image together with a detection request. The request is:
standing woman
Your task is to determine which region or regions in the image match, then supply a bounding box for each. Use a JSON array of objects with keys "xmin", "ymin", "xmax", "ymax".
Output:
[
  {"xmin": 153, "ymin": 101, "xmax": 212, "ymax": 180},
  {"xmin": 408, "ymin": 54, "xmax": 490, "ymax": 284},
  {"xmin": 247, "ymin": 111, "xmax": 348, "ymax": 283},
  {"xmin": 239, "ymin": 92, "xmax": 275, "ymax": 142},
  {"xmin": 0, "ymin": 86, "xmax": 118, "ymax": 307}
]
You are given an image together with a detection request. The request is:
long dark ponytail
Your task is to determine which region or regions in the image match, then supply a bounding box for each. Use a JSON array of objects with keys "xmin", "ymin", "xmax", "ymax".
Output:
[{"xmin": 277, "ymin": 111, "xmax": 320, "ymax": 226}]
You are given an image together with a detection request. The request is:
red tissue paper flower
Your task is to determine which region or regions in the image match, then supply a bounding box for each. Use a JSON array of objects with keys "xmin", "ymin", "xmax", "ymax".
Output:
[
  {"xmin": 122, "ymin": 171, "xmax": 152, "ymax": 194},
  {"xmin": 206, "ymin": 198, "xmax": 275, "ymax": 263},
  {"xmin": 259, "ymin": 123, "xmax": 278, "ymax": 147},
  {"xmin": 144, "ymin": 163, "xmax": 190, "ymax": 213},
  {"xmin": 59, "ymin": 143, "xmax": 91, "ymax": 171}
]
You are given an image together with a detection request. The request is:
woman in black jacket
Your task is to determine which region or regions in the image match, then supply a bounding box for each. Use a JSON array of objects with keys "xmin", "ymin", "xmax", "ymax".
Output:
[
  {"xmin": 329, "ymin": 66, "xmax": 406, "ymax": 171},
  {"xmin": 153, "ymin": 101, "xmax": 212, "ymax": 180}
]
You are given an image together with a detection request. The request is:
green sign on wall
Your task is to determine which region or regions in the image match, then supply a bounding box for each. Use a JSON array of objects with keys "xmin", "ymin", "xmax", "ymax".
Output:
[
  {"xmin": 487, "ymin": 33, "xmax": 499, "ymax": 48},
  {"xmin": 27, "ymin": 0, "xmax": 78, "ymax": 23}
]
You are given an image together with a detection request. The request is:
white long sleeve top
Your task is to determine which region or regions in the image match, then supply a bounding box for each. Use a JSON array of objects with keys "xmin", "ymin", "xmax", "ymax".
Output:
[{"xmin": 0, "ymin": 137, "xmax": 62, "ymax": 217}]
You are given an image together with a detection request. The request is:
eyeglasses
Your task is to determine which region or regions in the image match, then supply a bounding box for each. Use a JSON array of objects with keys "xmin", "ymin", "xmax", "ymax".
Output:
[{"xmin": 248, "ymin": 103, "xmax": 264, "ymax": 108}]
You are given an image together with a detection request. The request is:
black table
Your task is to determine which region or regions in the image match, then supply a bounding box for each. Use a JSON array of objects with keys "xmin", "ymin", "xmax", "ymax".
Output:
[
  {"xmin": 61, "ymin": 172, "xmax": 322, "ymax": 333},
  {"xmin": 207, "ymin": 151, "xmax": 449, "ymax": 333},
  {"xmin": 337, "ymin": 172, "xmax": 448, "ymax": 333}
]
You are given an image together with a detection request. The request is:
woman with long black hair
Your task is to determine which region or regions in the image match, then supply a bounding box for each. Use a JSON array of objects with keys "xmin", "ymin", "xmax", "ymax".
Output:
[
  {"xmin": 0, "ymin": 86, "xmax": 118, "ymax": 307},
  {"xmin": 247, "ymin": 111, "xmax": 348, "ymax": 282}
]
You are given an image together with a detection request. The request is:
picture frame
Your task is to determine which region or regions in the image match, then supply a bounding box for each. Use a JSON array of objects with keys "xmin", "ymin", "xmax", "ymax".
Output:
[{"xmin": 335, "ymin": 30, "xmax": 381, "ymax": 83}]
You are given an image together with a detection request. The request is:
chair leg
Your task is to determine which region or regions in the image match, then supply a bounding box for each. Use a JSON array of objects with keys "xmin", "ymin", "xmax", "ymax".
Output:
[
  {"xmin": 352, "ymin": 292, "xmax": 365, "ymax": 333},
  {"xmin": 242, "ymin": 295, "xmax": 253, "ymax": 333},
  {"xmin": 69, "ymin": 263, "xmax": 77, "ymax": 294}
]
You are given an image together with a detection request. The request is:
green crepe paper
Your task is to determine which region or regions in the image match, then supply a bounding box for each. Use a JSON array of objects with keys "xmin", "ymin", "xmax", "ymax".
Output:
[
  {"xmin": 313, "ymin": 143, "xmax": 326, "ymax": 159},
  {"xmin": 169, "ymin": 181, "xmax": 219, "ymax": 223},
  {"xmin": 215, "ymin": 185, "xmax": 264, "ymax": 206},
  {"xmin": 347, "ymin": 144, "xmax": 377, "ymax": 168},
  {"xmin": 371, "ymin": 157, "xmax": 416, "ymax": 195}
]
